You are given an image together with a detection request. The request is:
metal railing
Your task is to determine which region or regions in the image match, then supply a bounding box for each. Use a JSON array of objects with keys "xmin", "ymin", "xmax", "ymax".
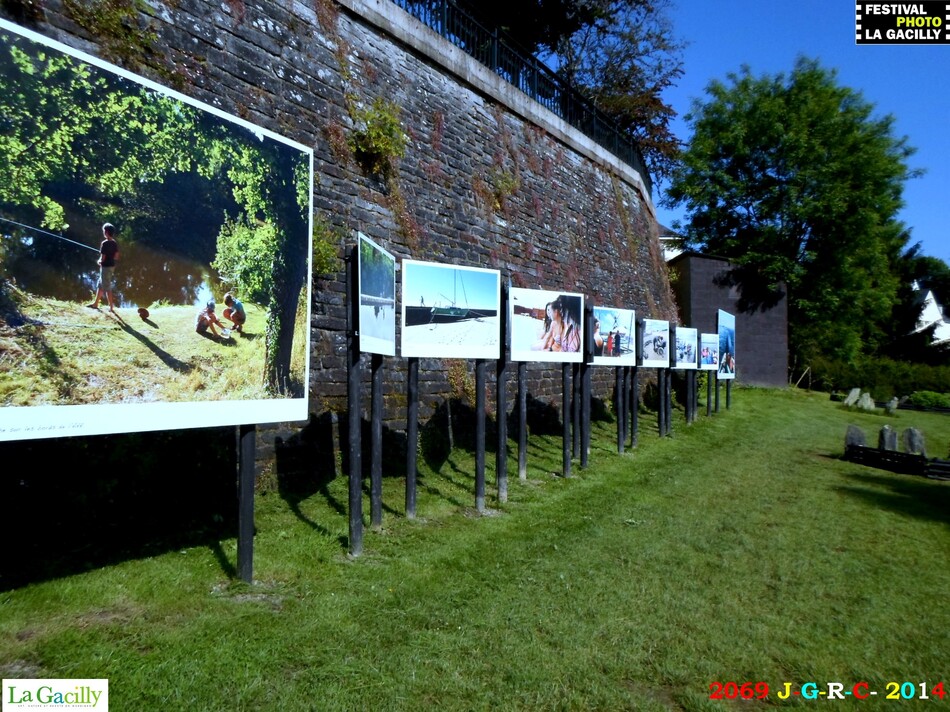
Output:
[{"xmin": 389, "ymin": 0, "xmax": 652, "ymax": 196}]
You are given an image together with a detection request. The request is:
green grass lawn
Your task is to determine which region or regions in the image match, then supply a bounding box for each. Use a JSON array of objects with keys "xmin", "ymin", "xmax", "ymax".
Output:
[{"xmin": 1, "ymin": 388, "xmax": 948, "ymax": 710}]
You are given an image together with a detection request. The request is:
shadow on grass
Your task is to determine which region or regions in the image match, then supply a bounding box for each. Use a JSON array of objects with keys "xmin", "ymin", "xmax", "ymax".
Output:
[
  {"xmin": 117, "ymin": 319, "xmax": 194, "ymax": 371},
  {"xmin": 418, "ymin": 393, "xmax": 613, "ymax": 475},
  {"xmin": 273, "ymin": 412, "xmax": 413, "ymax": 546},
  {"xmin": 273, "ymin": 412, "xmax": 347, "ymax": 548},
  {"xmin": 0, "ymin": 427, "xmax": 238, "ymax": 592},
  {"xmin": 421, "ymin": 399, "xmax": 484, "ymax": 473},
  {"xmin": 275, "ymin": 405, "xmax": 532, "ymax": 538},
  {"xmin": 836, "ymin": 471, "xmax": 950, "ymax": 526},
  {"xmin": 0, "ymin": 283, "xmax": 77, "ymax": 393},
  {"xmin": 418, "ymin": 396, "xmax": 582, "ymax": 506}
]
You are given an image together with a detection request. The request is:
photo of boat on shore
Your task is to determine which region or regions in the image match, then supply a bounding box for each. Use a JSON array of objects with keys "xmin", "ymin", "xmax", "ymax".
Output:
[{"xmin": 400, "ymin": 260, "xmax": 501, "ymax": 359}]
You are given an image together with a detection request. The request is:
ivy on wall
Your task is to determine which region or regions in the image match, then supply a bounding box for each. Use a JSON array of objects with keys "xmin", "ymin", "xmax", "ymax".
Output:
[
  {"xmin": 62, "ymin": 0, "xmax": 156, "ymax": 68},
  {"xmin": 317, "ymin": 4, "xmax": 420, "ymax": 251},
  {"xmin": 347, "ymin": 96, "xmax": 407, "ymax": 178}
]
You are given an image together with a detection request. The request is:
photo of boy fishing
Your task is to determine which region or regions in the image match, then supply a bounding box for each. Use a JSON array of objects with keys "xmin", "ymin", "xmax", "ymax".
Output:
[
  {"xmin": 0, "ymin": 22, "xmax": 313, "ymax": 441},
  {"xmin": 86, "ymin": 223, "xmax": 119, "ymax": 312}
]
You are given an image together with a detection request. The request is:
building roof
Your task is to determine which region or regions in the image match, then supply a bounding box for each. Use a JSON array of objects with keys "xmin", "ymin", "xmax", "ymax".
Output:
[{"xmin": 913, "ymin": 284, "xmax": 950, "ymax": 344}]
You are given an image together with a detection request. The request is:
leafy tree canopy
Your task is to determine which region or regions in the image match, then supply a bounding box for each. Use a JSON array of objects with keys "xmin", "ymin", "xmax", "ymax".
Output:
[
  {"xmin": 456, "ymin": 0, "xmax": 619, "ymax": 54},
  {"xmin": 910, "ymin": 253, "xmax": 950, "ymax": 307},
  {"xmin": 0, "ymin": 29, "xmax": 311, "ymax": 391},
  {"xmin": 450, "ymin": 0, "xmax": 684, "ymax": 181},
  {"xmin": 664, "ymin": 57, "xmax": 920, "ymax": 364},
  {"xmin": 551, "ymin": 0, "xmax": 684, "ymax": 181}
]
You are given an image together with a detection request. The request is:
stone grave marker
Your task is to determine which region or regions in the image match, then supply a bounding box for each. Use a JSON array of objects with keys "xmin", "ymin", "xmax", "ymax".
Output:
[
  {"xmin": 878, "ymin": 425, "xmax": 898, "ymax": 451},
  {"xmin": 857, "ymin": 393, "xmax": 876, "ymax": 411},
  {"xmin": 845, "ymin": 424, "xmax": 867, "ymax": 448},
  {"xmin": 901, "ymin": 427, "xmax": 926, "ymax": 457}
]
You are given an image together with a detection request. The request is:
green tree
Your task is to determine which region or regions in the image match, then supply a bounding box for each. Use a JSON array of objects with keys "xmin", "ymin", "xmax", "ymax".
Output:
[
  {"xmin": 665, "ymin": 58, "xmax": 918, "ymax": 365},
  {"xmin": 431, "ymin": 0, "xmax": 684, "ymax": 181},
  {"xmin": 0, "ymin": 43, "xmax": 107, "ymax": 230},
  {"xmin": 213, "ymin": 216, "xmax": 279, "ymax": 305},
  {"xmin": 910, "ymin": 254, "xmax": 950, "ymax": 308},
  {"xmin": 358, "ymin": 236, "xmax": 395, "ymax": 300},
  {"xmin": 546, "ymin": 0, "xmax": 685, "ymax": 181},
  {"xmin": 454, "ymin": 0, "xmax": 621, "ymax": 54}
]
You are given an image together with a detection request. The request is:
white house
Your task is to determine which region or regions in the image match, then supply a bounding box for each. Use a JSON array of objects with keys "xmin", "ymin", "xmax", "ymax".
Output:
[{"xmin": 912, "ymin": 281, "xmax": 950, "ymax": 345}]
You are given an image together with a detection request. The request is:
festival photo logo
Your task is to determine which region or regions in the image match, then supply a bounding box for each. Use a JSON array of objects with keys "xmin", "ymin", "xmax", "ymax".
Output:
[{"xmin": 855, "ymin": 2, "xmax": 949, "ymax": 44}]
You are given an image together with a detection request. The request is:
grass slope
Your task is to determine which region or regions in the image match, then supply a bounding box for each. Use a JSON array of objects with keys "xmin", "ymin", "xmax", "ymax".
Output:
[
  {"xmin": 1, "ymin": 388, "xmax": 948, "ymax": 710},
  {"xmin": 0, "ymin": 284, "xmax": 270, "ymax": 404}
]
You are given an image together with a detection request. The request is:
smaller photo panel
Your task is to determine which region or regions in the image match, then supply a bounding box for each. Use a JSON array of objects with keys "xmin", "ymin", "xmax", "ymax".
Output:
[
  {"xmin": 717, "ymin": 309, "xmax": 736, "ymax": 379},
  {"xmin": 357, "ymin": 232, "xmax": 396, "ymax": 356},
  {"xmin": 401, "ymin": 260, "xmax": 501, "ymax": 359},
  {"xmin": 510, "ymin": 287, "xmax": 585, "ymax": 363},
  {"xmin": 674, "ymin": 327, "xmax": 698, "ymax": 369},
  {"xmin": 699, "ymin": 332, "xmax": 719, "ymax": 371},
  {"xmin": 640, "ymin": 319, "xmax": 670, "ymax": 367},
  {"xmin": 591, "ymin": 306, "xmax": 637, "ymax": 366}
]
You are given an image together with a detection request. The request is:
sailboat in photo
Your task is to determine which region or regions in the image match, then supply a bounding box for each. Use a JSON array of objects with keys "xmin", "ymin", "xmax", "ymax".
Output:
[{"xmin": 430, "ymin": 269, "xmax": 469, "ymax": 319}]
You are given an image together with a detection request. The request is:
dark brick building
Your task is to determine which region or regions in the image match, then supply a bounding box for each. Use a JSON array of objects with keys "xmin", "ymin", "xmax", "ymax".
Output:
[{"xmin": 668, "ymin": 252, "xmax": 788, "ymax": 387}]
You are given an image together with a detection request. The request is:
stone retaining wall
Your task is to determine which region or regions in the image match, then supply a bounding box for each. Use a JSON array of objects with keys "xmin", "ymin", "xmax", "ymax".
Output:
[{"xmin": 3, "ymin": 0, "xmax": 676, "ymax": 454}]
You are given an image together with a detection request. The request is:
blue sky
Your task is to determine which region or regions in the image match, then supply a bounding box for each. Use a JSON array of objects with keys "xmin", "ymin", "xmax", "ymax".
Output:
[{"xmin": 654, "ymin": 0, "xmax": 950, "ymax": 265}]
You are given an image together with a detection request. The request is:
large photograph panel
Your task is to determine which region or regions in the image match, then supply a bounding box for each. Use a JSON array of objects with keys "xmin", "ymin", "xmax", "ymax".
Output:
[
  {"xmin": 358, "ymin": 233, "xmax": 396, "ymax": 356},
  {"xmin": 591, "ymin": 306, "xmax": 637, "ymax": 366},
  {"xmin": 510, "ymin": 288, "xmax": 584, "ymax": 363},
  {"xmin": 640, "ymin": 319, "xmax": 670, "ymax": 368},
  {"xmin": 0, "ymin": 20, "xmax": 313, "ymax": 441},
  {"xmin": 717, "ymin": 310, "xmax": 737, "ymax": 379},
  {"xmin": 400, "ymin": 260, "xmax": 501, "ymax": 359}
]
